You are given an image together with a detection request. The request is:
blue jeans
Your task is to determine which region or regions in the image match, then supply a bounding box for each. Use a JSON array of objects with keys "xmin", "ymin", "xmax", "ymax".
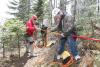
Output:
[{"xmin": 58, "ymin": 36, "xmax": 78, "ymax": 57}]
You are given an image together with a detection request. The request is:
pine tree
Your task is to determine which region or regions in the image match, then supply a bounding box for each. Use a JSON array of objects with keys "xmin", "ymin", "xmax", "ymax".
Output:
[
  {"xmin": 18, "ymin": 0, "xmax": 30, "ymax": 23},
  {"xmin": 34, "ymin": 0, "xmax": 44, "ymax": 21},
  {"xmin": 7, "ymin": 0, "xmax": 31, "ymax": 23},
  {"xmin": 7, "ymin": 0, "xmax": 19, "ymax": 15}
]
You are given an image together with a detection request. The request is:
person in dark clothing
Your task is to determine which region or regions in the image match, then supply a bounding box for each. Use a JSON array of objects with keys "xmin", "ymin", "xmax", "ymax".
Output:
[{"xmin": 52, "ymin": 8, "xmax": 80, "ymax": 60}]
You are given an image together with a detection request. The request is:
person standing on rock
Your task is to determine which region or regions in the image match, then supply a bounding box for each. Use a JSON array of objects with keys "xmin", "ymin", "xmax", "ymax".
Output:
[
  {"xmin": 25, "ymin": 15, "xmax": 40, "ymax": 57},
  {"xmin": 52, "ymin": 8, "xmax": 80, "ymax": 61}
]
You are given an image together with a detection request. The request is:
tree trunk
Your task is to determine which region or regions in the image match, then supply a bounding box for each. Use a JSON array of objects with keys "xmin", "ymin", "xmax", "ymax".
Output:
[
  {"xmin": 97, "ymin": 0, "xmax": 100, "ymax": 13},
  {"xmin": 24, "ymin": 39, "xmax": 60, "ymax": 67},
  {"xmin": 60, "ymin": 0, "xmax": 65, "ymax": 11},
  {"xmin": 27, "ymin": 0, "xmax": 30, "ymax": 19},
  {"xmin": 3, "ymin": 41, "xmax": 5, "ymax": 58},
  {"xmin": 17, "ymin": 32, "xmax": 20, "ymax": 59}
]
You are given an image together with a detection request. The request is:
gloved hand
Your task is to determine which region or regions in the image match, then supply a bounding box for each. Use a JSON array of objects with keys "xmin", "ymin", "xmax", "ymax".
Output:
[
  {"xmin": 60, "ymin": 33, "xmax": 65, "ymax": 37},
  {"xmin": 36, "ymin": 27, "xmax": 41, "ymax": 31}
]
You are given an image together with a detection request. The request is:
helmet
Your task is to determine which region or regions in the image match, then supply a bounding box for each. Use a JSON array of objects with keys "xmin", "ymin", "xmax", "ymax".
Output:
[{"xmin": 52, "ymin": 8, "xmax": 60, "ymax": 17}]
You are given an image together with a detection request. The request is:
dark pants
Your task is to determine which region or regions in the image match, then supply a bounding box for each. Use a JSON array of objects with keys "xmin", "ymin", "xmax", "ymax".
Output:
[{"xmin": 58, "ymin": 36, "xmax": 78, "ymax": 57}]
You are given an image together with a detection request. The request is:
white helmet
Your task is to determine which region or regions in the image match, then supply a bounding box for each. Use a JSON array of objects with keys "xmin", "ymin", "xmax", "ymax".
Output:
[{"xmin": 52, "ymin": 8, "xmax": 60, "ymax": 17}]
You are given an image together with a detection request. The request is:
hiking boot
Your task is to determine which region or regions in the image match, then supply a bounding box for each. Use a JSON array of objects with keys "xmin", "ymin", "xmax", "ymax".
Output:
[
  {"xmin": 53, "ymin": 55, "xmax": 62, "ymax": 62},
  {"xmin": 75, "ymin": 55, "xmax": 81, "ymax": 60},
  {"xmin": 57, "ymin": 55, "xmax": 61, "ymax": 60},
  {"xmin": 75, "ymin": 55, "xmax": 81, "ymax": 64}
]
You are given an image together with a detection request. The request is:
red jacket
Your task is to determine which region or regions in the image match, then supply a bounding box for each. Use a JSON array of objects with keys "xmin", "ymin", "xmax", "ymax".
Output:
[{"xmin": 26, "ymin": 16, "xmax": 37, "ymax": 36}]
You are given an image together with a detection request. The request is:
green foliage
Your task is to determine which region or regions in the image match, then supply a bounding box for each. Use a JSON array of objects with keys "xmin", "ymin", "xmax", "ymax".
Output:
[
  {"xmin": 75, "ymin": 0, "xmax": 98, "ymax": 36},
  {"xmin": 43, "ymin": 0, "xmax": 51, "ymax": 19},
  {"xmin": 17, "ymin": 0, "xmax": 30, "ymax": 23},
  {"xmin": 7, "ymin": 0, "xmax": 32, "ymax": 23},
  {"xmin": 4, "ymin": 18, "xmax": 25, "ymax": 35},
  {"xmin": 33, "ymin": 0, "xmax": 44, "ymax": 20},
  {"xmin": 7, "ymin": 0, "xmax": 50, "ymax": 23},
  {"xmin": 0, "ymin": 18, "xmax": 26, "ymax": 49}
]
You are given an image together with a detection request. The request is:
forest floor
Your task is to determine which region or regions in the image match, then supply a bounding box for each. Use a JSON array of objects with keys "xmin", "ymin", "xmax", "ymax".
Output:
[
  {"xmin": 0, "ymin": 41, "xmax": 100, "ymax": 67},
  {"xmin": 0, "ymin": 40, "xmax": 59, "ymax": 67}
]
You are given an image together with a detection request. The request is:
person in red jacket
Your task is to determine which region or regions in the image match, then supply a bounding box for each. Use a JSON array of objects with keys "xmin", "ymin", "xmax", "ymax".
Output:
[
  {"xmin": 26, "ymin": 16, "xmax": 37, "ymax": 37},
  {"xmin": 25, "ymin": 15, "xmax": 40, "ymax": 57}
]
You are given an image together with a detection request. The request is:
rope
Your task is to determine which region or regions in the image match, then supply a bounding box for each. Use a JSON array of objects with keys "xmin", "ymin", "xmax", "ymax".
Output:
[
  {"xmin": 49, "ymin": 32, "xmax": 100, "ymax": 42},
  {"xmin": 73, "ymin": 35, "xmax": 100, "ymax": 42}
]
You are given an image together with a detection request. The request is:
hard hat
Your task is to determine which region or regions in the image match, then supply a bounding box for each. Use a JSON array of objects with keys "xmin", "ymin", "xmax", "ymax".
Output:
[{"xmin": 52, "ymin": 8, "xmax": 60, "ymax": 17}]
